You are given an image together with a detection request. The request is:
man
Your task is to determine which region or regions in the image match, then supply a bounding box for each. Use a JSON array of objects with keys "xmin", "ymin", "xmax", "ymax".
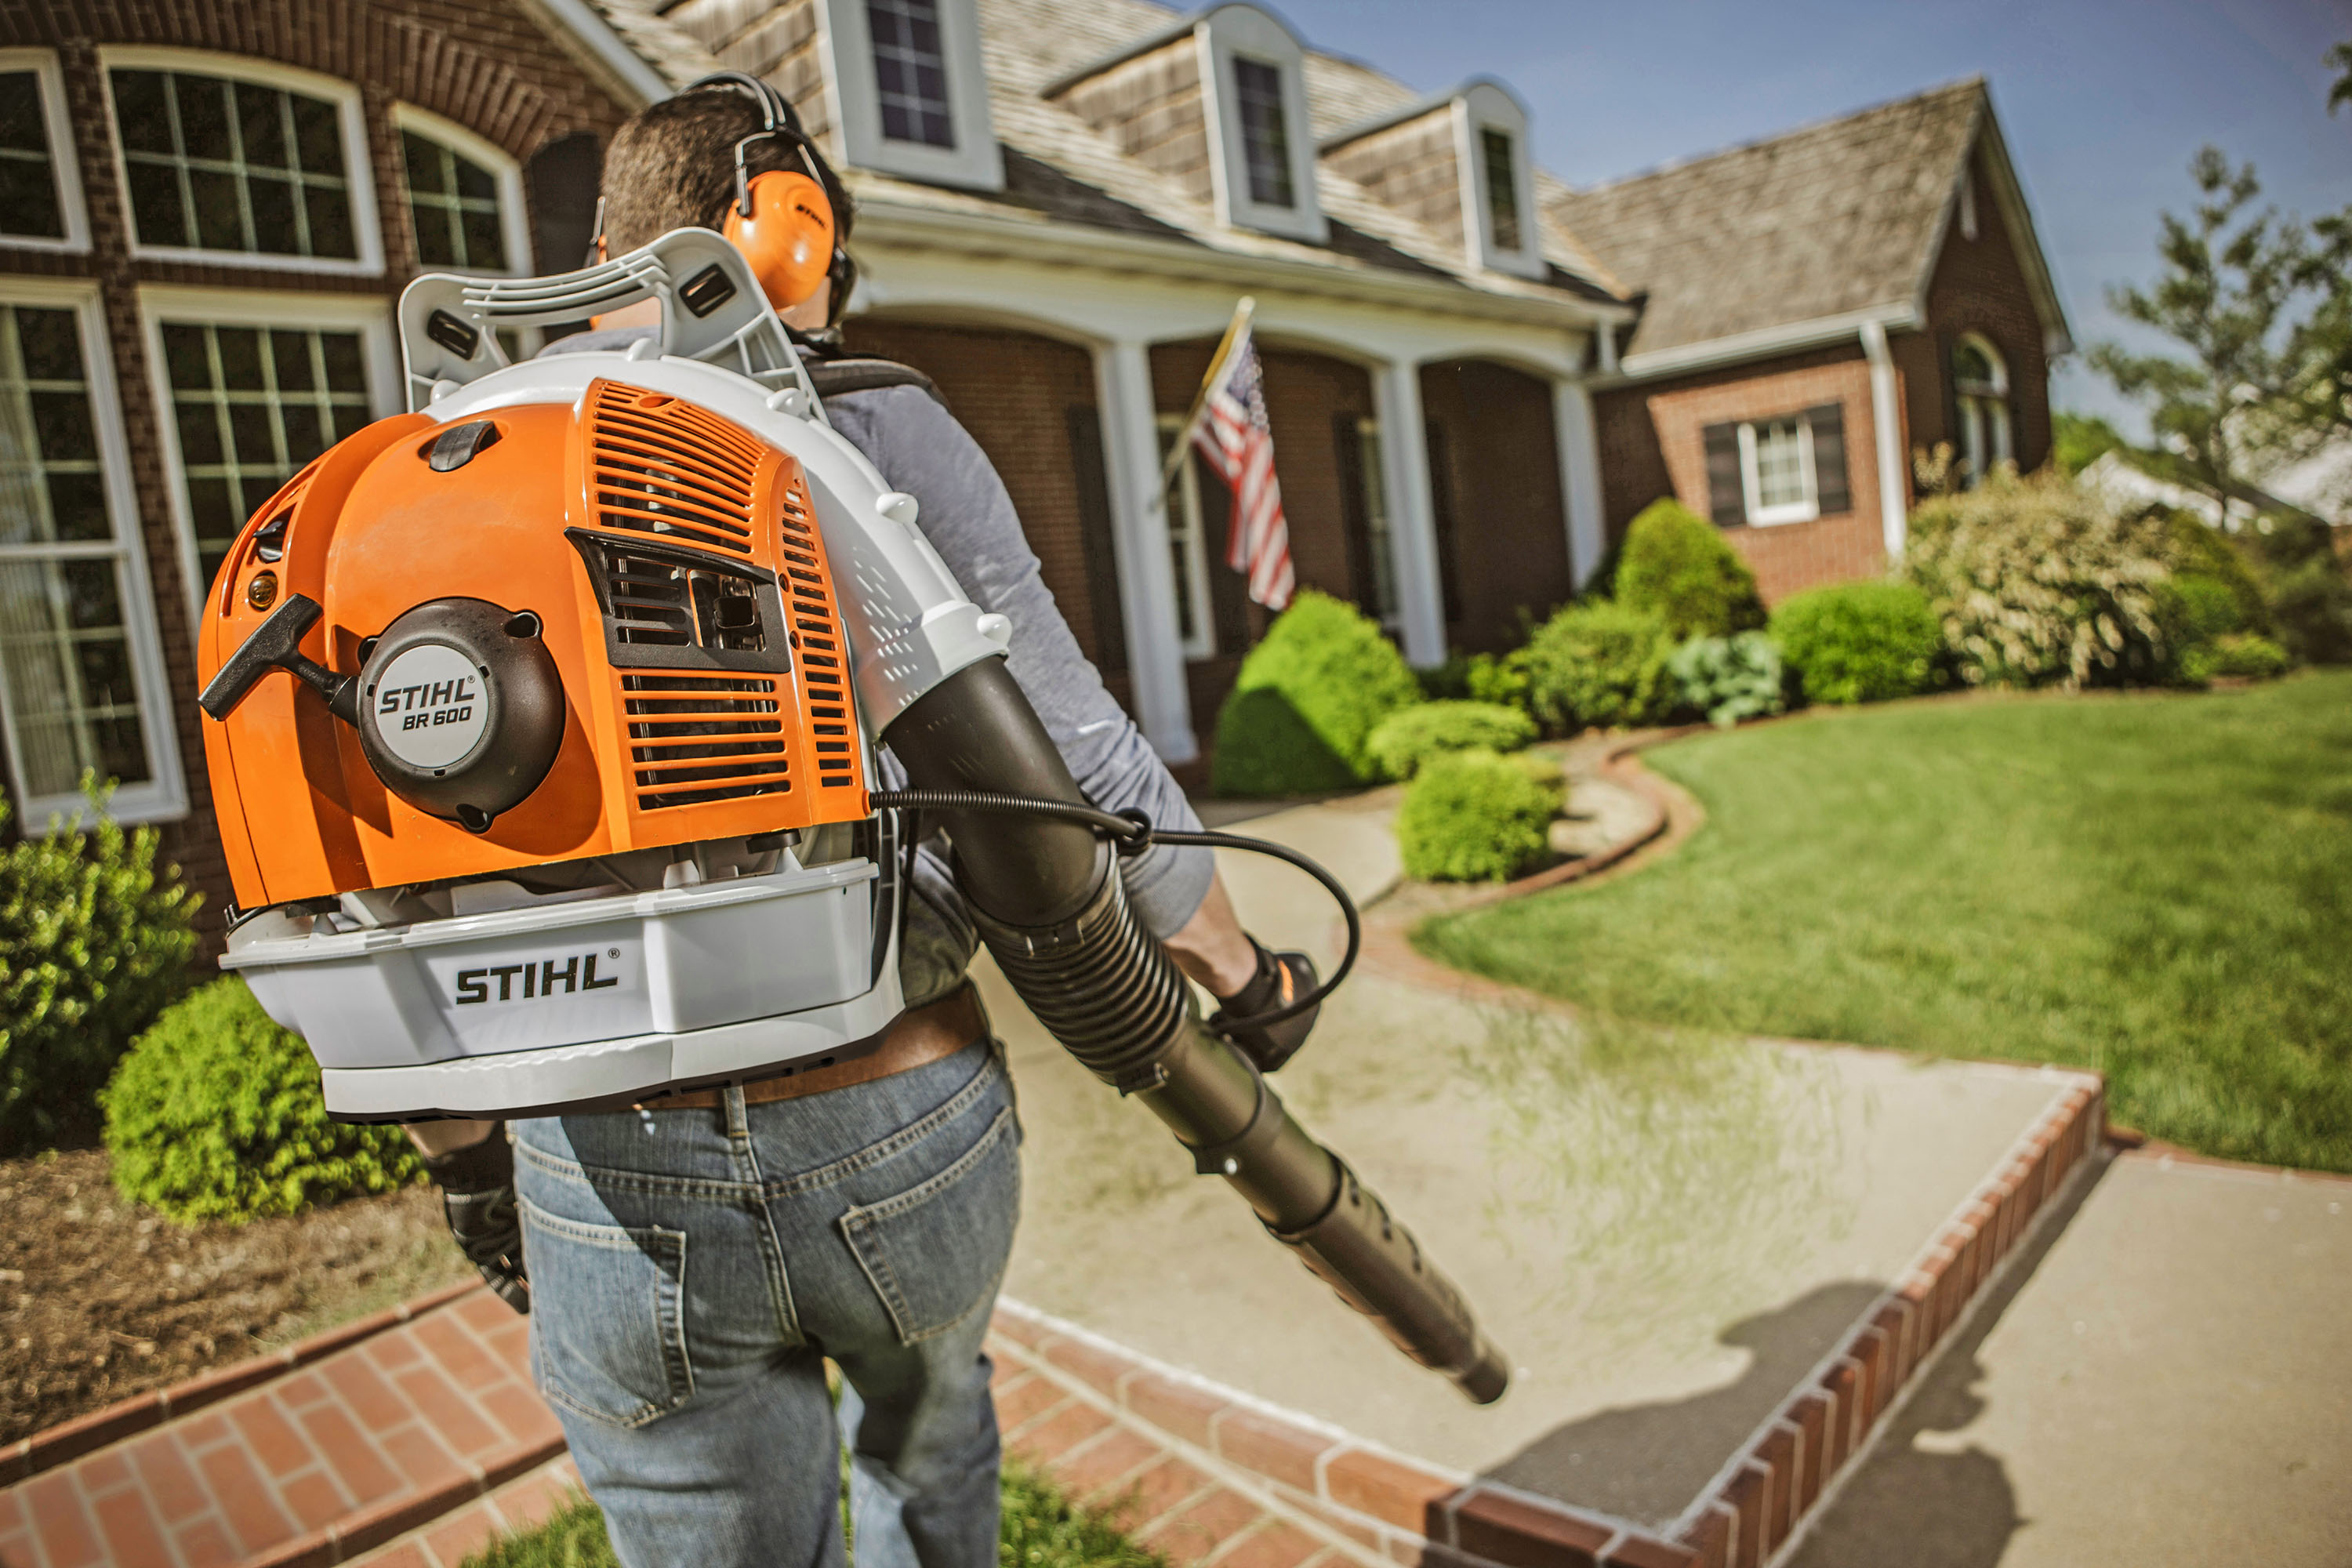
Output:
[{"xmin": 410, "ymin": 80, "xmax": 1312, "ymax": 1568}]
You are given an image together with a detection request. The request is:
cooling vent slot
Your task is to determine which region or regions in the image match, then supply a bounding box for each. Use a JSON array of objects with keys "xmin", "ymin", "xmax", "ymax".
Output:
[
  {"xmin": 569, "ymin": 531, "xmax": 789, "ymax": 674},
  {"xmin": 623, "ymin": 673, "xmax": 791, "ymax": 810},
  {"xmin": 586, "ymin": 382, "xmax": 762, "ymax": 556},
  {"xmin": 777, "ymin": 480, "xmax": 856, "ymax": 790}
]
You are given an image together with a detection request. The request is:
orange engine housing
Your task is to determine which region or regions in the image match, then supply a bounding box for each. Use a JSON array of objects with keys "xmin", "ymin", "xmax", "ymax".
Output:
[{"xmin": 198, "ymin": 378, "xmax": 871, "ymax": 910}]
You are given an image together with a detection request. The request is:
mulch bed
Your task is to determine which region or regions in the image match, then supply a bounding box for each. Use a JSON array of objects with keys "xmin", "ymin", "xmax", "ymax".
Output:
[{"xmin": 0, "ymin": 1149, "xmax": 471, "ymax": 1446}]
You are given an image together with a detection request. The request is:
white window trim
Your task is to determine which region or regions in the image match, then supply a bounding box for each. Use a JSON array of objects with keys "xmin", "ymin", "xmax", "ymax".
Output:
[
  {"xmin": 0, "ymin": 277, "xmax": 188, "ymax": 825},
  {"xmin": 1156, "ymin": 415, "xmax": 1217, "ymax": 661},
  {"xmin": 820, "ymin": 0, "xmax": 1003, "ymax": 193},
  {"xmin": 1452, "ymin": 80, "xmax": 1542, "ymax": 281},
  {"xmin": 1958, "ymin": 169, "xmax": 1979, "ymax": 242},
  {"xmin": 1193, "ymin": 5, "xmax": 1326, "ymax": 245},
  {"xmin": 0, "ymin": 49, "xmax": 93, "ymax": 255},
  {"xmin": 136, "ymin": 285, "xmax": 400, "ymax": 626},
  {"xmin": 1737, "ymin": 415, "xmax": 1820, "ymax": 527},
  {"xmin": 391, "ymin": 103, "xmax": 534, "ymax": 278},
  {"xmin": 98, "ymin": 46, "xmax": 386, "ymax": 277},
  {"xmin": 1953, "ymin": 332, "xmax": 2012, "ymax": 488}
]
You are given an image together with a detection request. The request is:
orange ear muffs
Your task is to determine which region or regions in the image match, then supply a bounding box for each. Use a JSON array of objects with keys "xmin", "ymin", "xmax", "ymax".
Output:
[{"xmin": 723, "ymin": 169, "xmax": 836, "ymax": 313}]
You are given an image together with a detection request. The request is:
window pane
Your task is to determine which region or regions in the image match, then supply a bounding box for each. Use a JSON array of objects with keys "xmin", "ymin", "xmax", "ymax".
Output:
[
  {"xmin": 0, "ymin": 306, "xmax": 110, "ymax": 549},
  {"xmin": 110, "ymin": 68, "xmax": 358, "ymax": 259},
  {"xmin": 401, "ymin": 129, "xmax": 510, "ymax": 270},
  {"xmin": 1232, "ymin": 56, "xmax": 1294, "ymax": 209},
  {"xmin": 0, "ymin": 557, "xmax": 151, "ymax": 795},
  {"xmin": 867, "ymin": 0, "xmax": 956, "ymax": 148},
  {"xmin": 1753, "ymin": 419, "xmax": 1808, "ymax": 510},
  {"xmin": 158, "ymin": 319, "xmax": 368, "ymax": 589},
  {"xmin": 1480, "ymin": 127, "xmax": 1521, "ymax": 252},
  {"xmin": 0, "ymin": 71, "xmax": 64, "ymax": 241}
]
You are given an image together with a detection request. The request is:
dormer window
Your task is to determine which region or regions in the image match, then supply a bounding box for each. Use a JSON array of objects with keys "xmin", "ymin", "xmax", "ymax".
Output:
[
  {"xmin": 1232, "ymin": 56, "xmax": 1294, "ymax": 209},
  {"xmin": 868, "ymin": 0, "xmax": 953, "ymax": 148},
  {"xmin": 395, "ymin": 107, "xmax": 530, "ymax": 275},
  {"xmin": 821, "ymin": 0, "xmax": 1001, "ymax": 191},
  {"xmin": 1479, "ymin": 127, "xmax": 1520, "ymax": 252}
]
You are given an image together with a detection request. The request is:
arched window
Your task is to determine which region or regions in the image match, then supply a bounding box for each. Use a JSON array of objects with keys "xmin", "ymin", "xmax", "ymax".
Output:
[{"xmin": 1952, "ymin": 334, "xmax": 2011, "ymax": 488}]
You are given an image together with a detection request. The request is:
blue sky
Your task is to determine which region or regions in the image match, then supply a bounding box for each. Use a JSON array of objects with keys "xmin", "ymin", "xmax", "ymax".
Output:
[{"xmin": 1273, "ymin": 0, "xmax": 2352, "ymax": 436}]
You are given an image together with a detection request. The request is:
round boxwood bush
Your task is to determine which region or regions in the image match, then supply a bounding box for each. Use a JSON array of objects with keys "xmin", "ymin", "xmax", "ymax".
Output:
[
  {"xmin": 1769, "ymin": 581, "xmax": 1943, "ymax": 705},
  {"xmin": 1365, "ymin": 701, "xmax": 1537, "ymax": 780},
  {"xmin": 1613, "ymin": 499, "xmax": 1766, "ymax": 639},
  {"xmin": 1524, "ymin": 601, "xmax": 1674, "ymax": 733},
  {"xmin": 2, "ymin": 786, "xmax": 200, "ymax": 1154},
  {"xmin": 2180, "ymin": 631, "xmax": 2291, "ymax": 684},
  {"xmin": 1212, "ymin": 590, "xmax": 1421, "ymax": 797},
  {"xmin": 1396, "ymin": 749, "xmax": 1563, "ymax": 883},
  {"xmin": 103, "ymin": 978, "xmax": 421, "ymax": 1225}
]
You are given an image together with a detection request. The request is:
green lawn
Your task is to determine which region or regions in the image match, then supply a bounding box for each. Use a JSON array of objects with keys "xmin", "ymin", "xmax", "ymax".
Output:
[
  {"xmin": 465, "ymin": 1459, "xmax": 1162, "ymax": 1568},
  {"xmin": 1417, "ymin": 671, "xmax": 2352, "ymax": 1172}
]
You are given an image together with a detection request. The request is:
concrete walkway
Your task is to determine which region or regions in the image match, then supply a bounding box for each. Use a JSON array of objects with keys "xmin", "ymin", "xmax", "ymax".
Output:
[{"xmin": 1790, "ymin": 1148, "xmax": 2352, "ymax": 1568}]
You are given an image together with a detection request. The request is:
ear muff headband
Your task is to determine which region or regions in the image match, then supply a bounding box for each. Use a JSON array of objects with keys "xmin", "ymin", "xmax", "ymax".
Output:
[
  {"xmin": 683, "ymin": 71, "xmax": 852, "ymax": 314},
  {"xmin": 723, "ymin": 170, "xmax": 836, "ymax": 314}
]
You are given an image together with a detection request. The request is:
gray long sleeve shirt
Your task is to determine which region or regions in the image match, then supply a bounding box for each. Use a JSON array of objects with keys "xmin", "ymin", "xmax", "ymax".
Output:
[{"xmin": 544, "ymin": 332, "xmax": 1213, "ymax": 1006}]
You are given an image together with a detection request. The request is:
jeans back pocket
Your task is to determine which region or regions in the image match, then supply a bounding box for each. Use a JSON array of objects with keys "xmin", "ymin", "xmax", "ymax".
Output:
[
  {"xmin": 840, "ymin": 1105, "xmax": 1019, "ymax": 1344},
  {"xmin": 521, "ymin": 1196, "xmax": 693, "ymax": 1428}
]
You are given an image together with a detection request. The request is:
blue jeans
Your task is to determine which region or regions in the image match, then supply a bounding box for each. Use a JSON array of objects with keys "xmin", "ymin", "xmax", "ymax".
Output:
[{"xmin": 510, "ymin": 1036, "xmax": 1020, "ymax": 1568}]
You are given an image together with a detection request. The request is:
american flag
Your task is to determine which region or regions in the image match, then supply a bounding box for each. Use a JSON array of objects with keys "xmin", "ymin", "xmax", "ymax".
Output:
[{"xmin": 1188, "ymin": 325, "xmax": 1294, "ymax": 610}]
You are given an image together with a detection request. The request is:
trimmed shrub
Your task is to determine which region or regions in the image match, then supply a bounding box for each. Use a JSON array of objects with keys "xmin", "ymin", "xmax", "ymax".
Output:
[
  {"xmin": 1668, "ymin": 631, "xmax": 1786, "ymax": 728},
  {"xmin": 1, "ymin": 785, "xmax": 200, "ymax": 1153},
  {"xmin": 1613, "ymin": 499, "xmax": 1767, "ymax": 639},
  {"xmin": 1396, "ymin": 749, "xmax": 1563, "ymax": 883},
  {"xmin": 1524, "ymin": 601, "xmax": 1674, "ymax": 733},
  {"xmin": 1769, "ymin": 582, "xmax": 1944, "ymax": 706},
  {"xmin": 1464, "ymin": 648, "xmax": 1533, "ymax": 710},
  {"xmin": 103, "ymin": 979, "xmax": 421, "ymax": 1225},
  {"xmin": 1907, "ymin": 470, "xmax": 2175, "ymax": 689},
  {"xmin": 2165, "ymin": 511, "xmax": 2269, "ymax": 634},
  {"xmin": 2180, "ymin": 632, "xmax": 2292, "ymax": 684},
  {"xmin": 1365, "ymin": 701, "xmax": 1537, "ymax": 779},
  {"xmin": 1212, "ymin": 590, "xmax": 1421, "ymax": 796}
]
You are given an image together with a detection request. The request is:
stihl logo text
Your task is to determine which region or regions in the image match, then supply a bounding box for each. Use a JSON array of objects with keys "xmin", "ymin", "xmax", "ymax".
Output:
[
  {"xmin": 455, "ymin": 951, "xmax": 622, "ymax": 1006},
  {"xmin": 380, "ymin": 677, "xmax": 477, "ymax": 731}
]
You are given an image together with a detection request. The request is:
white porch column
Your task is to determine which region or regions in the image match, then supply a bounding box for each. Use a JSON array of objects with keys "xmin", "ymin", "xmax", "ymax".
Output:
[
  {"xmin": 1091, "ymin": 338, "xmax": 1198, "ymax": 764},
  {"xmin": 1860, "ymin": 320, "xmax": 1910, "ymax": 560},
  {"xmin": 1552, "ymin": 379, "xmax": 1608, "ymax": 590},
  {"xmin": 1372, "ymin": 356, "xmax": 1446, "ymax": 667}
]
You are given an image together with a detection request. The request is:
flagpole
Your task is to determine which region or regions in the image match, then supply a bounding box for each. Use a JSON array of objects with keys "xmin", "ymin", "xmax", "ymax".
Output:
[{"xmin": 1158, "ymin": 296, "xmax": 1255, "ymax": 489}]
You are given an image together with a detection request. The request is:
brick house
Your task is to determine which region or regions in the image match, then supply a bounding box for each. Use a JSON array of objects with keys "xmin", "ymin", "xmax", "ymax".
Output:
[{"xmin": 1552, "ymin": 79, "xmax": 2072, "ymax": 603}]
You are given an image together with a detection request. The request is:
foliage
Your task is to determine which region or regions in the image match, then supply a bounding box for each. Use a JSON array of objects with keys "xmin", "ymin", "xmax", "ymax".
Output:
[
  {"xmin": 1523, "ymin": 601, "xmax": 1674, "ymax": 733},
  {"xmin": 1666, "ymin": 632, "xmax": 1785, "ymax": 728},
  {"xmin": 1464, "ymin": 648, "xmax": 1533, "ymax": 710},
  {"xmin": 2051, "ymin": 410, "xmax": 2128, "ymax": 475},
  {"xmin": 1769, "ymin": 582, "xmax": 1944, "ymax": 706},
  {"xmin": 1396, "ymin": 750, "xmax": 1563, "ymax": 884},
  {"xmin": 2249, "ymin": 512, "xmax": 2352, "ymax": 665},
  {"xmin": 2180, "ymin": 632, "xmax": 2292, "ymax": 683},
  {"xmin": 2159, "ymin": 574, "xmax": 2253, "ymax": 662},
  {"xmin": 2165, "ymin": 510, "xmax": 2271, "ymax": 633},
  {"xmin": 1211, "ymin": 590, "xmax": 1421, "ymax": 797},
  {"xmin": 1419, "ymin": 672, "xmax": 2352, "ymax": 1171},
  {"xmin": 102, "ymin": 979, "xmax": 421, "ymax": 1225},
  {"xmin": 1365, "ymin": 701, "xmax": 1536, "ymax": 779},
  {"xmin": 0, "ymin": 784, "xmax": 200, "ymax": 1154},
  {"xmin": 1613, "ymin": 499, "xmax": 1766, "ymax": 639},
  {"xmin": 1906, "ymin": 470, "xmax": 2176, "ymax": 690},
  {"xmin": 459, "ymin": 1461, "xmax": 1164, "ymax": 1568}
]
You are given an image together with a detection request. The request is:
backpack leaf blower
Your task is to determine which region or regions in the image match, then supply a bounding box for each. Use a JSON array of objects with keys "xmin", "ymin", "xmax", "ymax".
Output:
[{"xmin": 193, "ymin": 233, "xmax": 1508, "ymax": 1404}]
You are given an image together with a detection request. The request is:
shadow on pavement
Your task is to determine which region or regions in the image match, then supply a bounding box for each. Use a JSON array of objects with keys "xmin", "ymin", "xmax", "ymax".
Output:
[{"xmin": 1784, "ymin": 1151, "xmax": 2114, "ymax": 1568}]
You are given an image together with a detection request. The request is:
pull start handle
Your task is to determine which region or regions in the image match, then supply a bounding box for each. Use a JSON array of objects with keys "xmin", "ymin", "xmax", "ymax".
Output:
[{"xmin": 198, "ymin": 593, "xmax": 359, "ymax": 724}]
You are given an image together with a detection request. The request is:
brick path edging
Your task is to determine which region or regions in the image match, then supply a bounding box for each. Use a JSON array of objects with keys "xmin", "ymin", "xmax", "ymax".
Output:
[{"xmin": 0, "ymin": 1280, "xmax": 488, "ymax": 1491}]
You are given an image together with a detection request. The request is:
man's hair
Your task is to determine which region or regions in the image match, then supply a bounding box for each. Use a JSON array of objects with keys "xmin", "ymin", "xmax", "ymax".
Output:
[{"xmin": 600, "ymin": 89, "xmax": 855, "ymax": 318}]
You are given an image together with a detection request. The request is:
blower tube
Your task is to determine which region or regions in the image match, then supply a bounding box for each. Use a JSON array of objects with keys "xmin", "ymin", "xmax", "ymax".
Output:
[{"xmin": 883, "ymin": 657, "xmax": 1510, "ymax": 1405}]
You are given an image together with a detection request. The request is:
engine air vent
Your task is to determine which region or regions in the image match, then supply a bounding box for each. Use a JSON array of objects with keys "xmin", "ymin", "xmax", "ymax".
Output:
[
  {"xmin": 586, "ymin": 381, "xmax": 763, "ymax": 556},
  {"xmin": 569, "ymin": 531, "xmax": 789, "ymax": 675},
  {"xmin": 777, "ymin": 478, "xmax": 856, "ymax": 790},
  {"xmin": 622, "ymin": 673, "xmax": 791, "ymax": 809}
]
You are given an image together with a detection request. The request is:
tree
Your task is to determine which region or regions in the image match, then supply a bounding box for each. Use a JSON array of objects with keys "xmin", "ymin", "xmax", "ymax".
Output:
[
  {"xmin": 2330, "ymin": 41, "xmax": 2352, "ymax": 116},
  {"xmin": 2050, "ymin": 410, "xmax": 2125, "ymax": 474},
  {"xmin": 2087, "ymin": 150, "xmax": 2310, "ymax": 508}
]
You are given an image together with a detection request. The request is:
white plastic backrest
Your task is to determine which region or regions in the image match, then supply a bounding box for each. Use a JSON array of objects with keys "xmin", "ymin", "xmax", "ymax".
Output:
[{"xmin": 397, "ymin": 230, "xmax": 815, "ymax": 412}]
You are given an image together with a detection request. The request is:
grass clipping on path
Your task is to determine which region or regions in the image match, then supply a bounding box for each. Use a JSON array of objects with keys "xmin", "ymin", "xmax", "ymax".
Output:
[
  {"xmin": 466, "ymin": 1461, "xmax": 1163, "ymax": 1568},
  {"xmin": 1419, "ymin": 672, "xmax": 2352, "ymax": 1173}
]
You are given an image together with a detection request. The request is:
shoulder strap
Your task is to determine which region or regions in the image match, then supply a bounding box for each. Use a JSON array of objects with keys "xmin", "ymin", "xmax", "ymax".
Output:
[{"xmin": 803, "ymin": 356, "xmax": 947, "ymax": 407}]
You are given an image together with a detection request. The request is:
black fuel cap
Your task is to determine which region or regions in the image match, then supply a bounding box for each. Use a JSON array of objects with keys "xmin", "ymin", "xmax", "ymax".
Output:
[{"xmin": 357, "ymin": 598, "xmax": 563, "ymax": 832}]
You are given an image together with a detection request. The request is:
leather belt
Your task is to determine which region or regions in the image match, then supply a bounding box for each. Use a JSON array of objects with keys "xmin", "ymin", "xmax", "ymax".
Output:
[{"xmin": 638, "ymin": 985, "xmax": 985, "ymax": 1111}]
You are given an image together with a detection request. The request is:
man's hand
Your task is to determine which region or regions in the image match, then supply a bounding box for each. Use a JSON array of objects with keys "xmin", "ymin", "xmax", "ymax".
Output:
[
  {"xmin": 416, "ymin": 1125, "xmax": 530, "ymax": 1314},
  {"xmin": 1210, "ymin": 938, "xmax": 1321, "ymax": 1073}
]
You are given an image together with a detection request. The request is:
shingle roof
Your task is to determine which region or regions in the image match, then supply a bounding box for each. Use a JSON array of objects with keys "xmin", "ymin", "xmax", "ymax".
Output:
[
  {"xmin": 588, "ymin": 0, "xmax": 1628, "ymax": 307},
  {"xmin": 1549, "ymin": 79, "xmax": 1986, "ymax": 360}
]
